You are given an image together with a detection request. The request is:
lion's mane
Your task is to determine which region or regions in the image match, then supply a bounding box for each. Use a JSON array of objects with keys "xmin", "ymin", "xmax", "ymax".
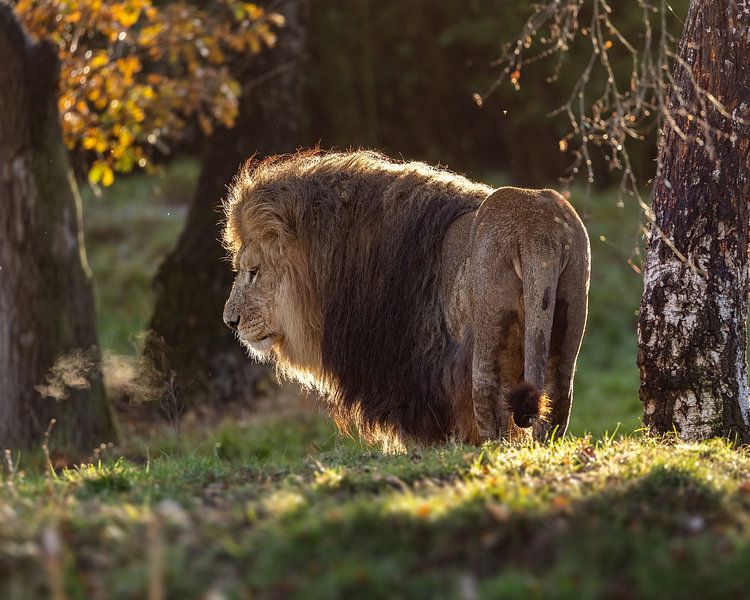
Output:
[{"xmin": 224, "ymin": 150, "xmax": 492, "ymax": 445}]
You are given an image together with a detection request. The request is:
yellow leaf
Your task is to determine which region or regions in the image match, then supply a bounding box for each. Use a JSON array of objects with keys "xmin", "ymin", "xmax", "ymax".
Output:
[
  {"xmin": 117, "ymin": 56, "xmax": 141, "ymax": 83},
  {"xmin": 248, "ymin": 35, "xmax": 261, "ymax": 54},
  {"xmin": 88, "ymin": 161, "xmax": 106, "ymax": 184},
  {"xmin": 112, "ymin": 3, "xmax": 141, "ymax": 27},
  {"xmin": 58, "ymin": 92, "xmax": 75, "ymax": 112},
  {"xmin": 101, "ymin": 165, "xmax": 114, "ymax": 186},
  {"xmin": 243, "ymin": 3, "xmax": 263, "ymax": 20},
  {"xmin": 604, "ymin": 40, "xmax": 613, "ymax": 50},
  {"xmin": 267, "ymin": 12, "xmax": 285, "ymax": 27},
  {"xmin": 138, "ymin": 23, "xmax": 163, "ymax": 46},
  {"xmin": 260, "ymin": 29, "xmax": 277, "ymax": 48},
  {"xmin": 128, "ymin": 103, "xmax": 145, "ymax": 123},
  {"xmin": 90, "ymin": 53, "xmax": 109, "ymax": 69},
  {"xmin": 117, "ymin": 126, "xmax": 133, "ymax": 147}
]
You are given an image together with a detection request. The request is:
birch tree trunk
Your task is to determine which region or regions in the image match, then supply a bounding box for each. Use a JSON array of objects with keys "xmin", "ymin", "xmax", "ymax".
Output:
[
  {"xmin": 637, "ymin": 0, "xmax": 750, "ymax": 440},
  {"xmin": 0, "ymin": 6, "xmax": 117, "ymax": 451},
  {"xmin": 145, "ymin": 0, "xmax": 308, "ymax": 407}
]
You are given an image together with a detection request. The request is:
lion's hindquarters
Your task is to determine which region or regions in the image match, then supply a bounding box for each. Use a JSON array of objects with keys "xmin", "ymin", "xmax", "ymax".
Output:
[{"xmin": 469, "ymin": 187, "xmax": 590, "ymax": 440}]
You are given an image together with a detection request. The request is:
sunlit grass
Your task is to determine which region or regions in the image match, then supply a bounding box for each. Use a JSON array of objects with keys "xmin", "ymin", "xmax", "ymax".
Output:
[
  {"xmin": 62, "ymin": 459, "xmax": 135, "ymax": 495},
  {"xmin": 3, "ymin": 415, "xmax": 750, "ymax": 598}
]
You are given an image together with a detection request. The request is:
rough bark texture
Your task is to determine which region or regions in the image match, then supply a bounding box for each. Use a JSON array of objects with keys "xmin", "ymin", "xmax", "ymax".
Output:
[
  {"xmin": 637, "ymin": 0, "xmax": 750, "ymax": 440},
  {"xmin": 0, "ymin": 6, "xmax": 117, "ymax": 450},
  {"xmin": 145, "ymin": 0, "xmax": 308, "ymax": 407}
]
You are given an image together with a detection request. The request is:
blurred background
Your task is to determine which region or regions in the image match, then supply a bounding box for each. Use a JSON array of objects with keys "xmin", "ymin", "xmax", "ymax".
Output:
[{"xmin": 17, "ymin": 0, "xmax": 692, "ymax": 441}]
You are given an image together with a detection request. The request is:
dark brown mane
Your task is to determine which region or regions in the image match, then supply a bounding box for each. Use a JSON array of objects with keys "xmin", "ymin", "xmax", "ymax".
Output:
[{"xmin": 226, "ymin": 150, "xmax": 492, "ymax": 445}]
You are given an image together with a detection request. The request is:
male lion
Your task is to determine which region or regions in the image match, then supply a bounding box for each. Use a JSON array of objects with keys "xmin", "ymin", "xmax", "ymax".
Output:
[{"xmin": 223, "ymin": 150, "xmax": 590, "ymax": 447}]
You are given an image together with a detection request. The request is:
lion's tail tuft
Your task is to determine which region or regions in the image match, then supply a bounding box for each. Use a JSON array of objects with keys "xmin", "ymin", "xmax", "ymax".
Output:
[{"xmin": 507, "ymin": 382, "xmax": 550, "ymax": 428}]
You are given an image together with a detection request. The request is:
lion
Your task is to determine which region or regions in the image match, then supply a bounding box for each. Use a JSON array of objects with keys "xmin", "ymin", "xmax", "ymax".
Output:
[{"xmin": 222, "ymin": 150, "xmax": 590, "ymax": 447}]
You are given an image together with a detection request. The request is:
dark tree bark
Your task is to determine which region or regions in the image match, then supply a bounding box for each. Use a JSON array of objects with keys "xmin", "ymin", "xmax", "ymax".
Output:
[
  {"xmin": 0, "ymin": 6, "xmax": 117, "ymax": 451},
  {"xmin": 638, "ymin": 0, "xmax": 750, "ymax": 440},
  {"xmin": 145, "ymin": 0, "xmax": 308, "ymax": 406}
]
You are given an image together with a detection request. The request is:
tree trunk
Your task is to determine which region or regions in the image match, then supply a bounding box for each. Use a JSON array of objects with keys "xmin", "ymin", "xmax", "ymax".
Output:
[
  {"xmin": 145, "ymin": 0, "xmax": 308, "ymax": 407},
  {"xmin": 0, "ymin": 6, "xmax": 117, "ymax": 451},
  {"xmin": 637, "ymin": 0, "xmax": 750, "ymax": 440}
]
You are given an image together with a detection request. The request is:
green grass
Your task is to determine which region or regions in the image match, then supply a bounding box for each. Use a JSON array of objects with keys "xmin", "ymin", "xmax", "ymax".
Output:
[{"xmin": 3, "ymin": 415, "xmax": 750, "ymax": 599}]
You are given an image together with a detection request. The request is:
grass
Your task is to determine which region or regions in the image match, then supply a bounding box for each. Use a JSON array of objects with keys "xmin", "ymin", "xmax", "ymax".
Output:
[{"xmin": 3, "ymin": 414, "xmax": 750, "ymax": 598}]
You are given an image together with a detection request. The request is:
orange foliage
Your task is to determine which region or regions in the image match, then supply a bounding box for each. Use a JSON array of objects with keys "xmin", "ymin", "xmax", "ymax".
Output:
[{"xmin": 16, "ymin": 0, "xmax": 284, "ymax": 185}]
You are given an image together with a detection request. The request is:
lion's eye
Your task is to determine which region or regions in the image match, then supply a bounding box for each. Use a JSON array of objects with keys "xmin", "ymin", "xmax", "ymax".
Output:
[{"xmin": 249, "ymin": 269, "xmax": 259, "ymax": 285}]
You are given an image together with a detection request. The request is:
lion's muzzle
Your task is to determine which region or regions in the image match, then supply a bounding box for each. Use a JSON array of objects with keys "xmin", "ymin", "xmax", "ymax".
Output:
[{"xmin": 223, "ymin": 311, "xmax": 240, "ymax": 331}]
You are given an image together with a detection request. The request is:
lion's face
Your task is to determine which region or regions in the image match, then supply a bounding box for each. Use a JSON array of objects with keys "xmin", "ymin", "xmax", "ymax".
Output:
[{"xmin": 223, "ymin": 242, "xmax": 285, "ymax": 361}]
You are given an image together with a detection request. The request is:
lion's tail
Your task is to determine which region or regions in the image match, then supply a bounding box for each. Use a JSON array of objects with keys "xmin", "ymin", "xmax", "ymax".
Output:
[
  {"xmin": 509, "ymin": 242, "xmax": 560, "ymax": 428},
  {"xmin": 507, "ymin": 382, "xmax": 549, "ymax": 428}
]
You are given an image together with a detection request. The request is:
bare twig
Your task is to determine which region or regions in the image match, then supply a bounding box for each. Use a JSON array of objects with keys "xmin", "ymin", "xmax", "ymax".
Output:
[
  {"xmin": 3, "ymin": 448, "xmax": 17, "ymax": 498},
  {"xmin": 42, "ymin": 418, "xmax": 57, "ymax": 478},
  {"xmin": 484, "ymin": 0, "xmax": 727, "ymax": 277}
]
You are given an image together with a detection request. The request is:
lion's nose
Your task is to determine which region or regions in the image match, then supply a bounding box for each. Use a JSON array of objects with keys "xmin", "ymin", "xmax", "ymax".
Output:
[{"xmin": 223, "ymin": 313, "xmax": 240, "ymax": 331}]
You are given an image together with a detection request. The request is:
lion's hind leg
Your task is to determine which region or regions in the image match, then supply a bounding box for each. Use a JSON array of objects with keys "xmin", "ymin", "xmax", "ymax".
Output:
[
  {"xmin": 533, "ymin": 254, "xmax": 589, "ymax": 441},
  {"xmin": 469, "ymin": 256, "xmax": 525, "ymax": 441}
]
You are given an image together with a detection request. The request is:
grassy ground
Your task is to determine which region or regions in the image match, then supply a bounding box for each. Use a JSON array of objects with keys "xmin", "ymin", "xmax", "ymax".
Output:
[{"xmin": 3, "ymin": 414, "xmax": 750, "ymax": 599}]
